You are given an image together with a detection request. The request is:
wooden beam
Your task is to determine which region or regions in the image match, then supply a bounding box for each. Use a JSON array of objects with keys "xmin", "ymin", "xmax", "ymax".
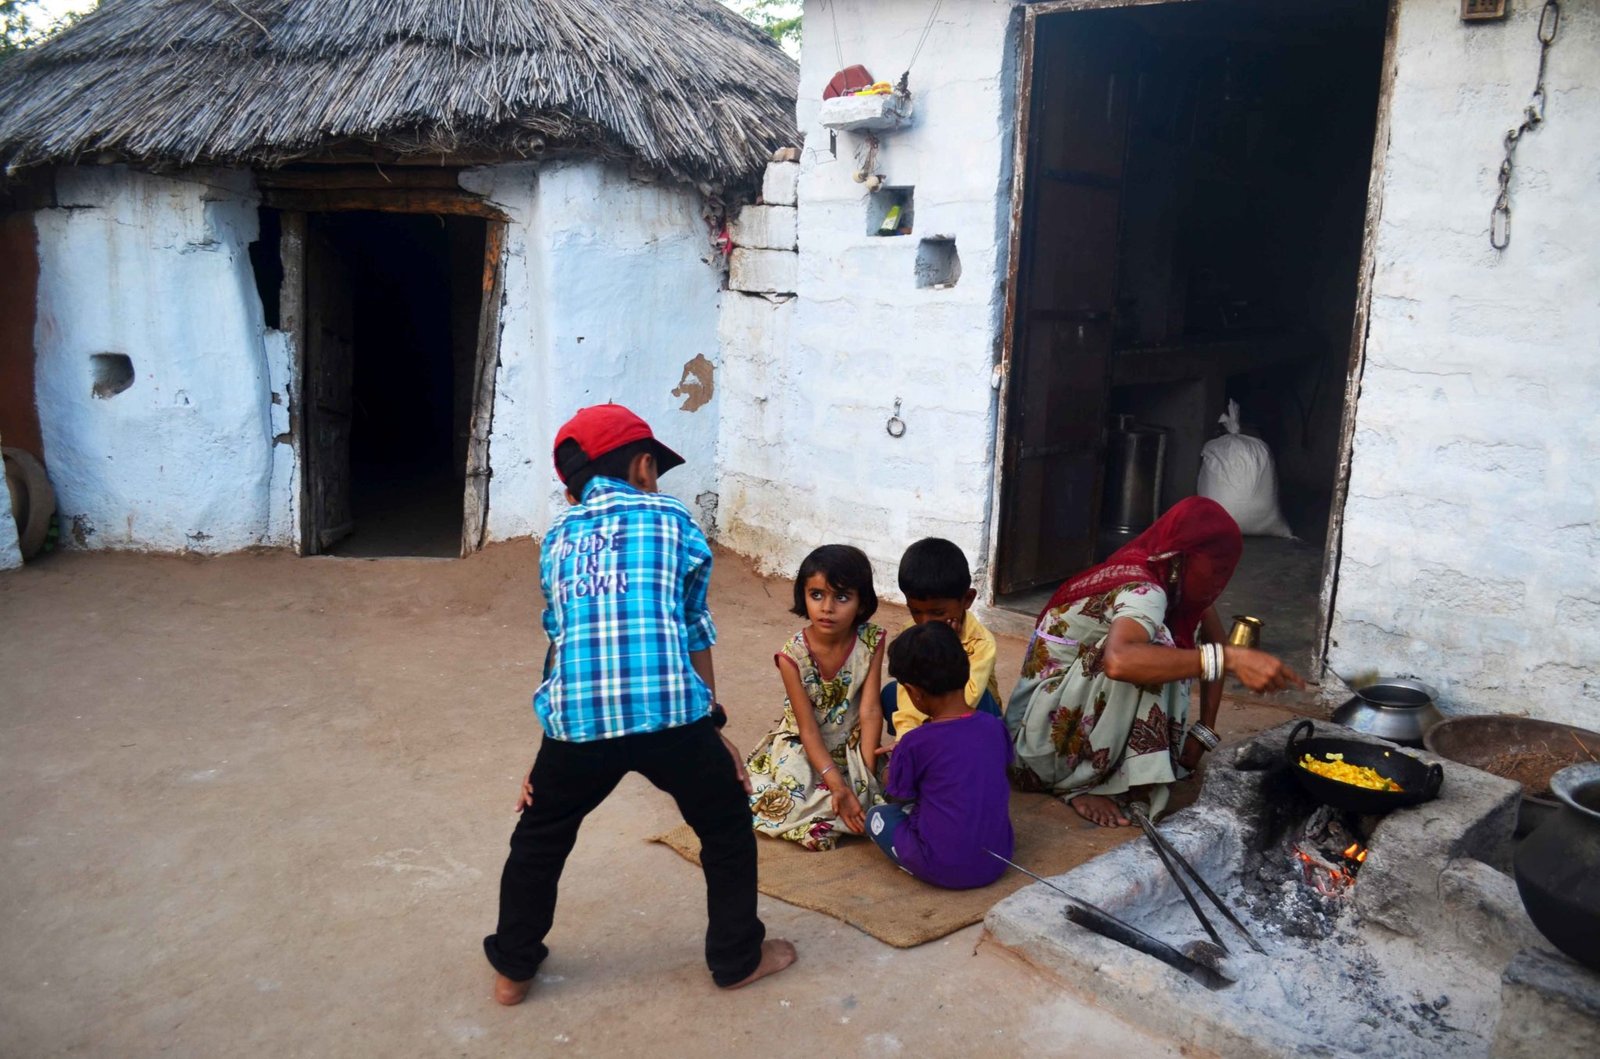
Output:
[
  {"xmin": 461, "ymin": 220, "xmax": 507, "ymax": 557},
  {"xmin": 256, "ymin": 167, "xmax": 465, "ymax": 191},
  {"xmin": 260, "ymin": 187, "xmax": 505, "ymax": 219},
  {"xmin": 278, "ymin": 211, "xmax": 310, "ymax": 556},
  {"xmin": 987, "ymin": 5, "xmax": 1038, "ymax": 604},
  {"xmin": 1314, "ymin": 0, "xmax": 1402, "ymax": 684}
]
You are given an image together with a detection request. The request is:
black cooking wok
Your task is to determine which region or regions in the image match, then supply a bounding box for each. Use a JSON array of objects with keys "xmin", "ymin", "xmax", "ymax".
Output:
[{"xmin": 1285, "ymin": 720, "xmax": 1443, "ymax": 813}]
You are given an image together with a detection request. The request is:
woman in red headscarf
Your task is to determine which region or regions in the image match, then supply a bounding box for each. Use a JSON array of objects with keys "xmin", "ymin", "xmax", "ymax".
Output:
[{"xmin": 1006, "ymin": 498, "xmax": 1304, "ymax": 827}]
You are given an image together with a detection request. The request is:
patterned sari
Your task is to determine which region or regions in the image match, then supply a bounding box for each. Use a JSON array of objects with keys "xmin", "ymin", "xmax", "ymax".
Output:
[
  {"xmin": 1009, "ymin": 498, "xmax": 1243, "ymax": 818},
  {"xmin": 1007, "ymin": 583, "xmax": 1190, "ymax": 817}
]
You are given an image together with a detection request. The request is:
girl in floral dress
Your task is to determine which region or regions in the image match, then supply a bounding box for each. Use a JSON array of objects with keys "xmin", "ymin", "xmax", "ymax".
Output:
[{"xmin": 747, "ymin": 545, "xmax": 887, "ymax": 851}]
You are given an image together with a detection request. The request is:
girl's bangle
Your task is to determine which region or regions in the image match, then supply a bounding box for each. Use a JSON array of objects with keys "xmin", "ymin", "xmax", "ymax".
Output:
[{"xmin": 819, "ymin": 764, "xmax": 839, "ymax": 783}]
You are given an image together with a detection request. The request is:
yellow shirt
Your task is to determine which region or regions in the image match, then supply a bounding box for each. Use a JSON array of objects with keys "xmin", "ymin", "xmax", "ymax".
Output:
[{"xmin": 893, "ymin": 610, "xmax": 1003, "ymax": 734}]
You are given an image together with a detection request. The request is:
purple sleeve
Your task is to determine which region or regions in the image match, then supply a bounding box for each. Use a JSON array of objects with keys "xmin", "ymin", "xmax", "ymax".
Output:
[{"xmin": 886, "ymin": 733, "xmax": 918, "ymax": 802}]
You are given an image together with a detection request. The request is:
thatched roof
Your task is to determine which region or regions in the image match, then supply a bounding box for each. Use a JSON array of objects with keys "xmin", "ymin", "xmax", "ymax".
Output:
[{"xmin": 0, "ymin": 0, "xmax": 799, "ymax": 189}]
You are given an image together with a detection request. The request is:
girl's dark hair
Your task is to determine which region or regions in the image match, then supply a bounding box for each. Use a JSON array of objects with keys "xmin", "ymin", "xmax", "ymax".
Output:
[{"xmin": 790, "ymin": 544, "xmax": 878, "ymax": 623}]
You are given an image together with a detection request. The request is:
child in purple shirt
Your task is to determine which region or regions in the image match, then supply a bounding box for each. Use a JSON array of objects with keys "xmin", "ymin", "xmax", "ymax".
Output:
[{"xmin": 866, "ymin": 622, "xmax": 1014, "ymax": 888}]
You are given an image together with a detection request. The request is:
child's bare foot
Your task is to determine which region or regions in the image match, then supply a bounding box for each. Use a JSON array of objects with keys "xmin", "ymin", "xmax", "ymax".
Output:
[
  {"xmin": 721, "ymin": 939, "xmax": 797, "ymax": 989},
  {"xmin": 1068, "ymin": 794, "xmax": 1130, "ymax": 828},
  {"xmin": 492, "ymin": 972, "xmax": 533, "ymax": 1006}
]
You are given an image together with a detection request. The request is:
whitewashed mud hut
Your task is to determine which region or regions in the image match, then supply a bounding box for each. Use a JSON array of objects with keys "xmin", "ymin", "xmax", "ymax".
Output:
[{"xmin": 0, "ymin": 0, "xmax": 797, "ymax": 558}]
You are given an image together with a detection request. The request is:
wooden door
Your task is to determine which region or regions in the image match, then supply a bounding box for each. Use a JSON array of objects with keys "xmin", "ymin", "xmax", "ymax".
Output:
[
  {"xmin": 460, "ymin": 221, "xmax": 506, "ymax": 556},
  {"xmin": 998, "ymin": 15, "xmax": 1134, "ymax": 593},
  {"xmin": 303, "ymin": 218, "xmax": 356, "ymax": 553}
]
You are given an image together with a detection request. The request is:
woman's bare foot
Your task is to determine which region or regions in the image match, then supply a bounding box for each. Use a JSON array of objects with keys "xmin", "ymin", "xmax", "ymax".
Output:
[
  {"xmin": 492, "ymin": 972, "xmax": 533, "ymax": 1006},
  {"xmin": 1068, "ymin": 794, "xmax": 1131, "ymax": 828},
  {"xmin": 721, "ymin": 939, "xmax": 797, "ymax": 989}
]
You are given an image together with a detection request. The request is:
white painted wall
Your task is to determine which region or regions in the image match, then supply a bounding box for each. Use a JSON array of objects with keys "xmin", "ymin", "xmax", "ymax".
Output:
[
  {"xmin": 464, "ymin": 161, "xmax": 725, "ymax": 542},
  {"xmin": 32, "ymin": 167, "xmax": 282, "ymax": 552},
  {"xmin": 1329, "ymin": 2, "xmax": 1600, "ymax": 728},
  {"xmin": 0, "ymin": 436, "xmax": 22, "ymax": 569},
  {"xmin": 717, "ymin": 0, "xmax": 1017, "ymax": 595}
]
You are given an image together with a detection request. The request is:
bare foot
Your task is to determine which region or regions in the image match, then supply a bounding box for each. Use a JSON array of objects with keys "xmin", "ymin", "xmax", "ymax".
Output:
[
  {"xmin": 1068, "ymin": 794, "xmax": 1131, "ymax": 828},
  {"xmin": 721, "ymin": 939, "xmax": 797, "ymax": 989},
  {"xmin": 492, "ymin": 972, "xmax": 533, "ymax": 1006}
]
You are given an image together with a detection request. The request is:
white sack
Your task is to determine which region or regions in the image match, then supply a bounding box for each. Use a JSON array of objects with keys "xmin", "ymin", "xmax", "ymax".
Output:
[{"xmin": 1198, "ymin": 400, "xmax": 1293, "ymax": 538}]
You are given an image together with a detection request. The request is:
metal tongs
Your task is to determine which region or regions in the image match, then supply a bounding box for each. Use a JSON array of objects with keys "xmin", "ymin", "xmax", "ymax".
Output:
[
  {"xmin": 986, "ymin": 850, "xmax": 1234, "ymax": 991},
  {"xmin": 1127, "ymin": 801, "xmax": 1267, "ymax": 956}
]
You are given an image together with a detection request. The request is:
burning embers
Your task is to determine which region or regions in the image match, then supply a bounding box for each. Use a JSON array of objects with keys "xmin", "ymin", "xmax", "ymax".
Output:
[
  {"xmin": 1235, "ymin": 804, "xmax": 1376, "ymax": 938},
  {"xmin": 1293, "ymin": 841, "xmax": 1367, "ymax": 895},
  {"xmin": 1291, "ymin": 807, "xmax": 1371, "ymax": 896}
]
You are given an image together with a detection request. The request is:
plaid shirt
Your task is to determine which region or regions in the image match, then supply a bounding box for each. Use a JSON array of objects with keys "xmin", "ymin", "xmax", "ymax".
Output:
[{"xmin": 534, "ymin": 477, "xmax": 717, "ymax": 742}]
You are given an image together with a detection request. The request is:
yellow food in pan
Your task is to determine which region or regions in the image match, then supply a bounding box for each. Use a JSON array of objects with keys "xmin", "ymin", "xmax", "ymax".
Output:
[{"xmin": 1299, "ymin": 752, "xmax": 1404, "ymax": 792}]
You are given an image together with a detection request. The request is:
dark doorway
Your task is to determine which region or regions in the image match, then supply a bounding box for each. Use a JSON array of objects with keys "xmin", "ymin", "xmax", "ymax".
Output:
[
  {"xmin": 302, "ymin": 211, "xmax": 486, "ymax": 558},
  {"xmin": 996, "ymin": 0, "xmax": 1388, "ymax": 671}
]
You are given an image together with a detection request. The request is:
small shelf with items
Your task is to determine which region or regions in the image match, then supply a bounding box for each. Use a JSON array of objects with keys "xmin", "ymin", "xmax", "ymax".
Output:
[
  {"xmin": 820, "ymin": 91, "xmax": 914, "ymax": 132},
  {"xmin": 867, "ymin": 186, "xmax": 914, "ymax": 237}
]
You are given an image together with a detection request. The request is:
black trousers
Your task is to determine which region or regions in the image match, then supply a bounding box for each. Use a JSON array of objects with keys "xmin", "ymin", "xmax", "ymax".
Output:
[{"xmin": 483, "ymin": 718, "xmax": 765, "ymax": 987}]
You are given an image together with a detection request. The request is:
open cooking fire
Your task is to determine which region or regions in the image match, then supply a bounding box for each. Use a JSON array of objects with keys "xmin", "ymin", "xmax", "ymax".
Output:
[{"xmin": 1288, "ymin": 806, "xmax": 1370, "ymax": 896}]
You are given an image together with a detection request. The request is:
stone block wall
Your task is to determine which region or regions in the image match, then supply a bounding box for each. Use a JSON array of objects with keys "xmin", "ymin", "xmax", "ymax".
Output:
[
  {"xmin": 716, "ymin": 0, "xmax": 1017, "ymax": 594},
  {"xmin": 1329, "ymin": 2, "xmax": 1600, "ymax": 727}
]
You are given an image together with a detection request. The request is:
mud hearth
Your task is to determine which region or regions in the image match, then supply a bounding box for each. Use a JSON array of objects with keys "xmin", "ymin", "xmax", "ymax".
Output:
[{"xmin": 987, "ymin": 721, "xmax": 1600, "ymax": 1059}]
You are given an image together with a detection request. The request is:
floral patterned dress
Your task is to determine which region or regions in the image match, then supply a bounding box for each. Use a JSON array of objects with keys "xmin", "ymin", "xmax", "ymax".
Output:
[
  {"xmin": 1006, "ymin": 583, "xmax": 1192, "ymax": 819},
  {"xmin": 747, "ymin": 623, "xmax": 886, "ymax": 851}
]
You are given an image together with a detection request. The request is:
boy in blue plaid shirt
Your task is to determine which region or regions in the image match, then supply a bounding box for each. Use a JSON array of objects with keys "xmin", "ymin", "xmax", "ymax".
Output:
[{"xmin": 485, "ymin": 404, "xmax": 795, "ymax": 1004}]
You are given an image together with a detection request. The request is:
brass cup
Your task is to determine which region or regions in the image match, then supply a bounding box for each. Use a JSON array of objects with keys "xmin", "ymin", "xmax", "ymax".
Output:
[{"xmin": 1227, "ymin": 615, "xmax": 1263, "ymax": 649}]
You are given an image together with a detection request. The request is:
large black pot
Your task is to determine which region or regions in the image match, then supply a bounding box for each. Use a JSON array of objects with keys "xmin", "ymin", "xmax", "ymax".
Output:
[
  {"xmin": 1284, "ymin": 720, "xmax": 1443, "ymax": 814},
  {"xmin": 1514, "ymin": 762, "xmax": 1600, "ymax": 971}
]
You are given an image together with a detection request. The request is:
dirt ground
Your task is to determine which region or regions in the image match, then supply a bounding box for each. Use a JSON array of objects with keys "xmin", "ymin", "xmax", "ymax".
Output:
[{"xmin": 0, "ymin": 543, "xmax": 1297, "ymax": 1057}]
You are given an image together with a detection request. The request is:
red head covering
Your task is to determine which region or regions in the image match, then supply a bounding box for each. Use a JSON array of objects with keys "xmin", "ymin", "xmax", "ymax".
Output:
[{"xmin": 1039, "ymin": 497, "xmax": 1243, "ymax": 649}]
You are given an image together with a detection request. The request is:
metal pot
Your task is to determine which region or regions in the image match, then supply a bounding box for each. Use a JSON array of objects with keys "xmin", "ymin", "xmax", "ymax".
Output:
[
  {"xmin": 1330, "ymin": 678, "xmax": 1444, "ymax": 748},
  {"xmin": 1513, "ymin": 763, "xmax": 1600, "ymax": 971}
]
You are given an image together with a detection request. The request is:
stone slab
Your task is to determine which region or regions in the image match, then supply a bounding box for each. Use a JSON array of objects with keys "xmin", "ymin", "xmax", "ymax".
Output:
[
  {"xmin": 760, "ymin": 161, "xmax": 799, "ymax": 206},
  {"xmin": 728, "ymin": 247, "xmax": 797, "ymax": 295},
  {"xmin": 730, "ymin": 204, "xmax": 797, "ymax": 251},
  {"xmin": 1491, "ymin": 948, "xmax": 1600, "ymax": 1059},
  {"xmin": 818, "ymin": 93, "xmax": 914, "ymax": 132}
]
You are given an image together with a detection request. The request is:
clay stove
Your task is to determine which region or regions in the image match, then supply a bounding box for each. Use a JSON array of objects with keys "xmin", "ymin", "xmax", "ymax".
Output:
[{"xmin": 987, "ymin": 721, "xmax": 1600, "ymax": 1059}]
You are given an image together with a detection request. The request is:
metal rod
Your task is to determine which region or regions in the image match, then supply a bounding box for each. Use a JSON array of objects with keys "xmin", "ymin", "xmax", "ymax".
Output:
[
  {"xmin": 1127, "ymin": 809, "xmax": 1269, "ymax": 956},
  {"xmin": 985, "ymin": 850, "xmax": 1234, "ymax": 991},
  {"xmin": 1132, "ymin": 810, "xmax": 1230, "ymax": 954}
]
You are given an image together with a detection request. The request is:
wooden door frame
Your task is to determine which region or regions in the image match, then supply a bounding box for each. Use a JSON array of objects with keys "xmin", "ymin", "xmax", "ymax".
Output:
[
  {"xmin": 273, "ymin": 182, "xmax": 508, "ymax": 557},
  {"xmin": 986, "ymin": 0, "xmax": 1399, "ymax": 684},
  {"xmin": 461, "ymin": 220, "xmax": 507, "ymax": 557}
]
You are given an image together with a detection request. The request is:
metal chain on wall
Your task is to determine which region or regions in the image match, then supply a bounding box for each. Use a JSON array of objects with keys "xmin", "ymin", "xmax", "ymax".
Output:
[{"xmin": 1490, "ymin": 0, "xmax": 1561, "ymax": 250}]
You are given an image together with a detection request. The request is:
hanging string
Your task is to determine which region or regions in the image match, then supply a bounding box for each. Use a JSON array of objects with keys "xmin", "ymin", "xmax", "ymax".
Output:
[
  {"xmin": 904, "ymin": 0, "xmax": 946, "ymax": 79},
  {"xmin": 827, "ymin": 0, "xmax": 845, "ymax": 72}
]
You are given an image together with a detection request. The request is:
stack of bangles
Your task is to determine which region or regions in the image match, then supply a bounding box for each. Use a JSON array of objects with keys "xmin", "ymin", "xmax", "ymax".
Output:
[
  {"xmin": 1198, "ymin": 641, "xmax": 1225, "ymax": 683},
  {"xmin": 1188, "ymin": 722, "xmax": 1220, "ymax": 752}
]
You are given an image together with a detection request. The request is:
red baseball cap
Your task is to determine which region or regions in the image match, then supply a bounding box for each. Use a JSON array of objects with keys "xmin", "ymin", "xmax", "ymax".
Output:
[{"xmin": 552, "ymin": 403, "xmax": 685, "ymax": 483}]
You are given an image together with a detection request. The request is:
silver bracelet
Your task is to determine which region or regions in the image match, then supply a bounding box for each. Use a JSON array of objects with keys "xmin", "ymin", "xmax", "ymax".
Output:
[{"xmin": 1189, "ymin": 722, "xmax": 1220, "ymax": 751}]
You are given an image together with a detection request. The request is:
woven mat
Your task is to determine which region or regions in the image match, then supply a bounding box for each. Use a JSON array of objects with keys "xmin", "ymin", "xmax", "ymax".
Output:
[{"xmin": 650, "ymin": 783, "xmax": 1201, "ymax": 948}]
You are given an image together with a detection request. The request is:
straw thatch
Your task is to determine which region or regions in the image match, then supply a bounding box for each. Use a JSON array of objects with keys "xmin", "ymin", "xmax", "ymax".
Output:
[{"xmin": 0, "ymin": 0, "xmax": 799, "ymax": 189}]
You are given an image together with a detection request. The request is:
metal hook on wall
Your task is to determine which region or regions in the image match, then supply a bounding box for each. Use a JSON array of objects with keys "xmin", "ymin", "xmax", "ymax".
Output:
[{"xmin": 886, "ymin": 398, "xmax": 907, "ymax": 439}]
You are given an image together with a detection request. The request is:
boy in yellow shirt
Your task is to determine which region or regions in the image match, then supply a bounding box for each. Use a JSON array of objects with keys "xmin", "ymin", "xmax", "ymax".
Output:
[{"xmin": 881, "ymin": 538, "xmax": 1003, "ymax": 735}]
